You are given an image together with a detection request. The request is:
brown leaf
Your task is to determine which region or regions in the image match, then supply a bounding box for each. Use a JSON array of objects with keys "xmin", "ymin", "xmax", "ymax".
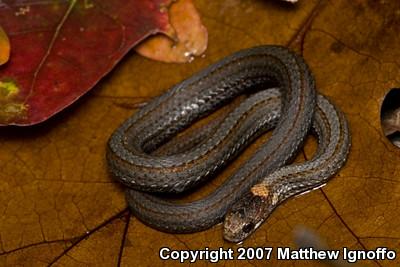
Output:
[
  {"xmin": 1, "ymin": 0, "xmax": 400, "ymax": 266},
  {"xmin": 136, "ymin": 0, "xmax": 208, "ymax": 63},
  {"xmin": 0, "ymin": 26, "xmax": 10, "ymax": 65}
]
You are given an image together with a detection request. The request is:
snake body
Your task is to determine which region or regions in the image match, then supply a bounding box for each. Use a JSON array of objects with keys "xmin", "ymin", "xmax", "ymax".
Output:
[
  {"xmin": 106, "ymin": 45, "xmax": 350, "ymax": 240},
  {"xmin": 223, "ymin": 92, "xmax": 350, "ymax": 242}
]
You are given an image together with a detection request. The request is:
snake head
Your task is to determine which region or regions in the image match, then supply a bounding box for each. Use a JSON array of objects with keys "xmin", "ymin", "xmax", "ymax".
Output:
[{"xmin": 223, "ymin": 183, "xmax": 278, "ymax": 243}]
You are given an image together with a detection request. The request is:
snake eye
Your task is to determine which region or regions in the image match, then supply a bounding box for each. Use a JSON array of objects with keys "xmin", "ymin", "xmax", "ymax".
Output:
[{"xmin": 242, "ymin": 222, "xmax": 255, "ymax": 233}]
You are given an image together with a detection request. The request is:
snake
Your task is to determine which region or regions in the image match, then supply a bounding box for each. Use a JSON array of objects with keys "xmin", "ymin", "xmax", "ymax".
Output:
[
  {"xmin": 223, "ymin": 91, "xmax": 350, "ymax": 242},
  {"xmin": 106, "ymin": 45, "xmax": 350, "ymax": 241}
]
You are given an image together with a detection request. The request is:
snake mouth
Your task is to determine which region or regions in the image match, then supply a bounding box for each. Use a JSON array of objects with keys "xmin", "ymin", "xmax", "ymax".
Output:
[{"xmin": 222, "ymin": 220, "xmax": 247, "ymax": 243}]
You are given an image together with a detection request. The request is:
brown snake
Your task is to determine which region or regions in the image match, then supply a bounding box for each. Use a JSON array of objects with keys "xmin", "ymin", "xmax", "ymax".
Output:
[{"xmin": 106, "ymin": 45, "xmax": 350, "ymax": 242}]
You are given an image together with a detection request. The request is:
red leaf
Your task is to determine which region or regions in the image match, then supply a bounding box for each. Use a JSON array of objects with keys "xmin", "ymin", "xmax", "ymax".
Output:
[{"xmin": 0, "ymin": 0, "xmax": 173, "ymax": 125}]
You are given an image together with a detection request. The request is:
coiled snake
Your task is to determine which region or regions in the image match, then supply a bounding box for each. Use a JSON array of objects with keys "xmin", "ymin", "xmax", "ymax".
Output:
[{"xmin": 106, "ymin": 45, "xmax": 350, "ymax": 242}]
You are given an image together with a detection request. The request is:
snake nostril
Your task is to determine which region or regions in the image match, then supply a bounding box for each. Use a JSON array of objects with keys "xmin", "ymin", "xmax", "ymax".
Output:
[
  {"xmin": 381, "ymin": 88, "xmax": 400, "ymax": 148},
  {"xmin": 237, "ymin": 208, "xmax": 246, "ymax": 218}
]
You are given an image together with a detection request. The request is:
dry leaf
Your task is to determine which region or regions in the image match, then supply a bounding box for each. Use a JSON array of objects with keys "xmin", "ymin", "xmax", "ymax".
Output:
[
  {"xmin": 136, "ymin": 0, "xmax": 208, "ymax": 63},
  {"xmin": 1, "ymin": 0, "xmax": 400, "ymax": 266},
  {"xmin": 0, "ymin": 26, "xmax": 10, "ymax": 65}
]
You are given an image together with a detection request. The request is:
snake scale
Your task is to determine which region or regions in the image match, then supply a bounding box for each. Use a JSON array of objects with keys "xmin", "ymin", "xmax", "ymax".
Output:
[{"xmin": 106, "ymin": 45, "xmax": 350, "ymax": 242}]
